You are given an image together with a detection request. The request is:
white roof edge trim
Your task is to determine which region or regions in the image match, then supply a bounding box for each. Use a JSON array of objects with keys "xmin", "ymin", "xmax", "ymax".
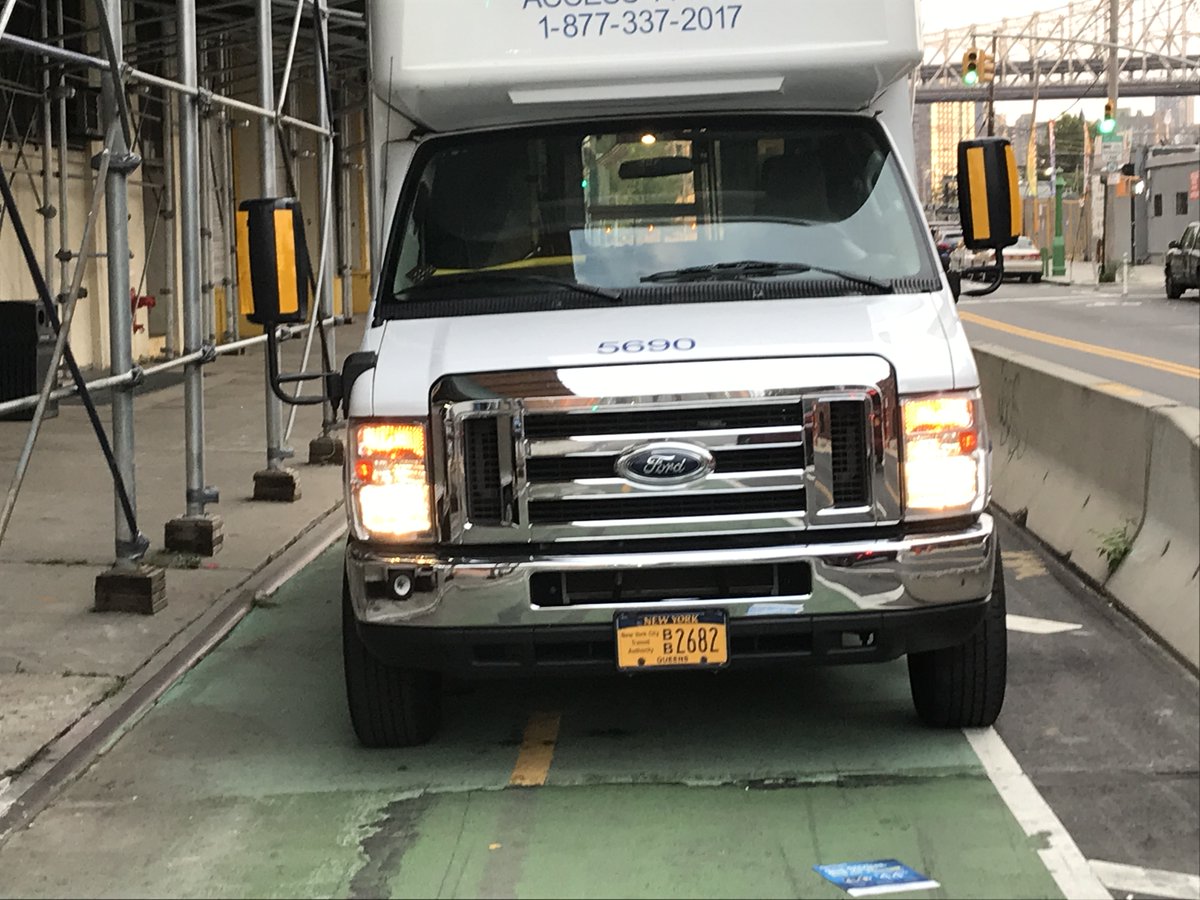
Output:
[{"xmin": 510, "ymin": 77, "xmax": 785, "ymax": 106}]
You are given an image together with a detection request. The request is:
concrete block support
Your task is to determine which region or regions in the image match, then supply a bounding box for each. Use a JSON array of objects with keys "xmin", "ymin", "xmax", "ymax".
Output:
[
  {"xmin": 308, "ymin": 435, "xmax": 344, "ymax": 466},
  {"xmin": 1108, "ymin": 405, "xmax": 1200, "ymax": 668},
  {"xmin": 94, "ymin": 565, "xmax": 167, "ymax": 615},
  {"xmin": 974, "ymin": 345, "xmax": 1154, "ymax": 584},
  {"xmin": 163, "ymin": 514, "xmax": 225, "ymax": 557},
  {"xmin": 976, "ymin": 343, "xmax": 1199, "ymax": 669},
  {"xmin": 253, "ymin": 467, "xmax": 302, "ymax": 502}
]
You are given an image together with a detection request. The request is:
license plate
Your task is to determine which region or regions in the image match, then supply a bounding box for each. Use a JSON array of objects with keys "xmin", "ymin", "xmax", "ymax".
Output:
[{"xmin": 615, "ymin": 609, "xmax": 728, "ymax": 671}]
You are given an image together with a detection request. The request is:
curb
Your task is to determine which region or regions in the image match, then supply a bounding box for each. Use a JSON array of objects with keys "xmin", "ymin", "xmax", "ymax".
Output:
[{"xmin": 0, "ymin": 503, "xmax": 347, "ymax": 847}]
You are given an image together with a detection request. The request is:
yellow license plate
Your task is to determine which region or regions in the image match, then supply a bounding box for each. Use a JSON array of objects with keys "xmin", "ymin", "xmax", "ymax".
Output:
[{"xmin": 615, "ymin": 610, "xmax": 728, "ymax": 670}]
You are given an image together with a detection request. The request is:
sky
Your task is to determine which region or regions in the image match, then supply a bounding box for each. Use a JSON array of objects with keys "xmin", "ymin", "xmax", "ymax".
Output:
[{"xmin": 918, "ymin": 0, "xmax": 1171, "ymax": 122}]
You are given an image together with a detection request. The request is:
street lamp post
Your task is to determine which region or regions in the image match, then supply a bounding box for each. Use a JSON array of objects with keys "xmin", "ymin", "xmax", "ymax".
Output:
[{"xmin": 1052, "ymin": 168, "xmax": 1067, "ymax": 277}]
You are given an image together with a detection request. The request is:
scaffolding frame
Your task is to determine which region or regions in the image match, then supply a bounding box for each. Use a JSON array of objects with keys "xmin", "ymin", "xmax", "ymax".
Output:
[{"xmin": 0, "ymin": 0, "xmax": 369, "ymax": 604}]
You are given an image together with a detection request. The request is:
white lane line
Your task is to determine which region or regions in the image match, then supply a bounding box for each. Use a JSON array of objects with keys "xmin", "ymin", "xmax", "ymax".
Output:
[
  {"xmin": 1006, "ymin": 614, "xmax": 1084, "ymax": 635},
  {"xmin": 965, "ymin": 727, "xmax": 1112, "ymax": 900},
  {"xmin": 1089, "ymin": 859, "xmax": 1200, "ymax": 900}
]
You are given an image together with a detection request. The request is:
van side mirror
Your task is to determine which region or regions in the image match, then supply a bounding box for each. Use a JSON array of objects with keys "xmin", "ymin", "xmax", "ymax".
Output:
[
  {"xmin": 956, "ymin": 137, "xmax": 1021, "ymax": 297},
  {"xmin": 1168, "ymin": 240, "xmax": 1181, "ymax": 249},
  {"xmin": 237, "ymin": 198, "xmax": 309, "ymax": 326},
  {"xmin": 237, "ymin": 197, "xmax": 338, "ymax": 407}
]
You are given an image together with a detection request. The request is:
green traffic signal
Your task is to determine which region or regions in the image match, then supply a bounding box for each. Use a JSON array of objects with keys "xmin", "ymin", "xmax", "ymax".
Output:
[
  {"xmin": 1098, "ymin": 117, "xmax": 1116, "ymax": 135},
  {"xmin": 962, "ymin": 70, "xmax": 979, "ymax": 86}
]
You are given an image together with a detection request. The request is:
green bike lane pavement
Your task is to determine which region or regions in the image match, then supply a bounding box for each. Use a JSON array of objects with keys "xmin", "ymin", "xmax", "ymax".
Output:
[{"xmin": 0, "ymin": 544, "xmax": 1068, "ymax": 899}]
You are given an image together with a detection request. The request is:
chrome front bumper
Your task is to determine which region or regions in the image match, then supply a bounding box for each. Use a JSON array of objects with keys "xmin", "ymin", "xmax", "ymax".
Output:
[{"xmin": 346, "ymin": 514, "xmax": 996, "ymax": 629}]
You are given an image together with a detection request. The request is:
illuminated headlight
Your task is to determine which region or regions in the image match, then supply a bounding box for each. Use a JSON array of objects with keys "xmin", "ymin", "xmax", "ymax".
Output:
[
  {"xmin": 348, "ymin": 420, "xmax": 432, "ymax": 541},
  {"xmin": 902, "ymin": 391, "xmax": 988, "ymax": 519}
]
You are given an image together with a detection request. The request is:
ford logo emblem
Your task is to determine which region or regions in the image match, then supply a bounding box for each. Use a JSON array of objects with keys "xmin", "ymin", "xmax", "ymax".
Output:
[{"xmin": 615, "ymin": 442, "xmax": 714, "ymax": 487}]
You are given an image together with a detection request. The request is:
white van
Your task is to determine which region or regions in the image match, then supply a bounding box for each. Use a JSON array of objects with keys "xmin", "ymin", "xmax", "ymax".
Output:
[{"xmin": 247, "ymin": 0, "xmax": 1022, "ymax": 746}]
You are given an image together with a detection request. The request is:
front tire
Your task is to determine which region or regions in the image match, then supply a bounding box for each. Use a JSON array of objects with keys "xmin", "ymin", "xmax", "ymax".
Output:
[
  {"xmin": 1029, "ymin": 273, "xmax": 1042, "ymax": 284},
  {"xmin": 907, "ymin": 550, "xmax": 1007, "ymax": 728},
  {"xmin": 343, "ymin": 573, "xmax": 441, "ymax": 747},
  {"xmin": 1166, "ymin": 271, "xmax": 1183, "ymax": 299}
]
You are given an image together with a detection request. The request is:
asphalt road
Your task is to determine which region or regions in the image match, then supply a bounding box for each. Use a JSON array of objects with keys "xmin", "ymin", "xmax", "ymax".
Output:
[
  {"xmin": 958, "ymin": 279, "xmax": 1200, "ymax": 408},
  {"xmin": 0, "ymin": 517, "xmax": 1195, "ymax": 899}
]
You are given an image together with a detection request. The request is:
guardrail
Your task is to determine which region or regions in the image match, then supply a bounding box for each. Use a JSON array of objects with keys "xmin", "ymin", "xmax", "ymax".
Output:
[{"xmin": 975, "ymin": 343, "xmax": 1199, "ymax": 669}]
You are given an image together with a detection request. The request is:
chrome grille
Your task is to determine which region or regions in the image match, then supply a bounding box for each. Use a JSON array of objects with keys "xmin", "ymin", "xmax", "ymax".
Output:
[{"xmin": 433, "ymin": 357, "xmax": 901, "ymax": 545}]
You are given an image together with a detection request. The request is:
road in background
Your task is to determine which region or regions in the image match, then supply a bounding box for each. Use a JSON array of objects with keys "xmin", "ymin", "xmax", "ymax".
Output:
[
  {"xmin": 0, "ymin": 518, "xmax": 1194, "ymax": 898},
  {"xmin": 959, "ymin": 280, "xmax": 1200, "ymax": 407}
]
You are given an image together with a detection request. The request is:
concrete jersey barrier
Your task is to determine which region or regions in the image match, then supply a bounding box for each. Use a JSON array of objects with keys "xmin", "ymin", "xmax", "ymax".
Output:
[{"xmin": 973, "ymin": 343, "xmax": 1200, "ymax": 669}]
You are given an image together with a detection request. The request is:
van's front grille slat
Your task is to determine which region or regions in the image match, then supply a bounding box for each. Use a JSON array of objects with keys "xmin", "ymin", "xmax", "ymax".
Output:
[
  {"xmin": 530, "ymin": 490, "xmax": 806, "ymax": 524},
  {"xmin": 525, "ymin": 445, "xmax": 805, "ymax": 483},
  {"xmin": 523, "ymin": 403, "xmax": 802, "ymax": 438},
  {"xmin": 463, "ymin": 417, "xmax": 503, "ymax": 523},
  {"xmin": 830, "ymin": 401, "xmax": 870, "ymax": 506}
]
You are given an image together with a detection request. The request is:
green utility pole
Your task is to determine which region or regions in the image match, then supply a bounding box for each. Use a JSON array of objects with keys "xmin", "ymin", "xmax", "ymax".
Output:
[{"xmin": 1052, "ymin": 168, "xmax": 1067, "ymax": 277}]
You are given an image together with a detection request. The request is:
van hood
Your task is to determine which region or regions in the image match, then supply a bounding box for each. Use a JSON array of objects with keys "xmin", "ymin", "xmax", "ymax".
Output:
[{"xmin": 355, "ymin": 293, "xmax": 978, "ymax": 417}]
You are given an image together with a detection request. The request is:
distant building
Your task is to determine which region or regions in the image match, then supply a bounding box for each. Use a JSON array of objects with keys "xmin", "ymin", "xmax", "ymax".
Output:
[
  {"xmin": 1154, "ymin": 97, "xmax": 1197, "ymax": 144},
  {"xmin": 1143, "ymin": 144, "xmax": 1200, "ymax": 262},
  {"xmin": 928, "ymin": 102, "xmax": 981, "ymax": 207}
]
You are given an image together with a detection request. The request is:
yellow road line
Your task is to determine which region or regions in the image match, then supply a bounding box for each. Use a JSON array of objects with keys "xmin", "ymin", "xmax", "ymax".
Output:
[
  {"xmin": 509, "ymin": 711, "xmax": 561, "ymax": 787},
  {"xmin": 960, "ymin": 311, "xmax": 1200, "ymax": 380}
]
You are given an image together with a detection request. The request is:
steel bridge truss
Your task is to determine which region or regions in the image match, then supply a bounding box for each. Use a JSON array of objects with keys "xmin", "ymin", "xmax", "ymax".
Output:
[{"xmin": 918, "ymin": 0, "xmax": 1200, "ymax": 102}]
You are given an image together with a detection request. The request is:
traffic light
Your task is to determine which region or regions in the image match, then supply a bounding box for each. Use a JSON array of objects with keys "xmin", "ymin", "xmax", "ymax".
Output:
[
  {"xmin": 979, "ymin": 51, "xmax": 996, "ymax": 84},
  {"xmin": 1099, "ymin": 101, "xmax": 1117, "ymax": 134},
  {"xmin": 961, "ymin": 48, "xmax": 980, "ymax": 86}
]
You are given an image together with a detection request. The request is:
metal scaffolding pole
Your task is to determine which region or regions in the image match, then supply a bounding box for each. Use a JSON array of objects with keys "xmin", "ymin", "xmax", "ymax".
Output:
[
  {"xmin": 161, "ymin": 84, "xmax": 178, "ymax": 357},
  {"xmin": 39, "ymin": 1, "xmax": 55, "ymax": 302},
  {"xmin": 313, "ymin": 0, "xmax": 338, "ymax": 449},
  {"xmin": 337, "ymin": 80, "xmax": 354, "ymax": 322},
  {"xmin": 219, "ymin": 40, "xmax": 240, "ymax": 344},
  {"xmin": 163, "ymin": 0, "xmax": 222, "ymax": 558},
  {"xmin": 198, "ymin": 39, "xmax": 216, "ymax": 346},
  {"xmin": 54, "ymin": 0, "xmax": 69, "ymax": 302},
  {"xmin": 93, "ymin": 0, "xmax": 163, "ymax": 613},
  {"xmin": 253, "ymin": 0, "xmax": 299, "ymax": 501},
  {"xmin": 99, "ymin": 0, "xmax": 138, "ymax": 566}
]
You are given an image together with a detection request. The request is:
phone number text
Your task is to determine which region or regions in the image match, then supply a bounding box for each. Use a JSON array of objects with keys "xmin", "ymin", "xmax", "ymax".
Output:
[{"xmin": 535, "ymin": 5, "xmax": 743, "ymax": 39}]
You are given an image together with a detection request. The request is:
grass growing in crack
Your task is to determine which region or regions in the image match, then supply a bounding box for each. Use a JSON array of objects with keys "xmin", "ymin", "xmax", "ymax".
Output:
[{"xmin": 1092, "ymin": 521, "xmax": 1136, "ymax": 575}]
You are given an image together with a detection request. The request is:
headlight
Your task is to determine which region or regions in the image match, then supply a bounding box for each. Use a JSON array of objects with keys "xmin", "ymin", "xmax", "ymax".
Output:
[
  {"xmin": 902, "ymin": 391, "xmax": 988, "ymax": 519},
  {"xmin": 348, "ymin": 420, "xmax": 432, "ymax": 541}
]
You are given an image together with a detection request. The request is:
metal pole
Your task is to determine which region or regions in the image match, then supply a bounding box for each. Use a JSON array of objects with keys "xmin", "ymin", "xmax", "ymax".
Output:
[
  {"xmin": 99, "ymin": 0, "xmax": 141, "ymax": 567},
  {"xmin": 315, "ymin": 0, "xmax": 337, "ymax": 439},
  {"xmin": 986, "ymin": 34, "xmax": 997, "ymax": 137},
  {"xmin": 254, "ymin": 0, "xmax": 297, "ymax": 499},
  {"xmin": 39, "ymin": 1, "xmax": 55, "ymax": 302},
  {"xmin": 198, "ymin": 39, "xmax": 216, "ymax": 346},
  {"xmin": 1104, "ymin": 0, "xmax": 1119, "ymax": 274},
  {"xmin": 176, "ymin": 0, "xmax": 212, "ymax": 524},
  {"xmin": 220, "ymin": 39, "xmax": 239, "ymax": 343},
  {"xmin": 337, "ymin": 80, "xmax": 354, "ymax": 321},
  {"xmin": 55, "ymin": 0, "xmax": 69, "ymax": 301},
  {"xmin": 161, "ymin": 86, "xmax": 179, "ymax": 356}
]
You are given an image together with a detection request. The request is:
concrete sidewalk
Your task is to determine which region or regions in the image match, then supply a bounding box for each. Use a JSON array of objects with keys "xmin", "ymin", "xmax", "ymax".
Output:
[
  {"xmin": 0, "ymin": 328, "xmax": 359, "ymax": 788},
  {"xmin": 1043, "ymin": 259, "xmax": 1166, "ymax": 290}
]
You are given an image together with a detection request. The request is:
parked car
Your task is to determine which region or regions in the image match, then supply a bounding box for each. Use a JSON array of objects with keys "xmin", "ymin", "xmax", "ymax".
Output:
[
  {"xmin": 965, "ymin": 236, "xmax": 1043, "ymax": 282},
  {"xmin": 1165, "ymin": 222, "xmax": 1200, "ymax": 299}
]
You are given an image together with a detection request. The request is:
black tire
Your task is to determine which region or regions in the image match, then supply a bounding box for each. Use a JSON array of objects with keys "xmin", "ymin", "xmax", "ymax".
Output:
[
  {"xmin": 1030, "ymin": 273, "xmax": 1042, "ymax": 284},
  {"xmin": 1165, "ymin": 271, "xmax": 1183, "ymax": 300},
  {"xmin": 1018, "ymin": 274, "xmax": 1030, "ymax": 283},
  {"xmin": 907, "ymin": 551, "xmax": 1007, "ymax": 728},
  {"xmin": 342, "ymin": 573, "xmax": 441, "ymax": 747}
]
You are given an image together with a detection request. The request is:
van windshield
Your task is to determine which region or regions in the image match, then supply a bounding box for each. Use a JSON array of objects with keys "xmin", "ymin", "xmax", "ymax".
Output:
[{"xmin": 383, "ymin": 117, "xmax": 938, "ymax": 306}]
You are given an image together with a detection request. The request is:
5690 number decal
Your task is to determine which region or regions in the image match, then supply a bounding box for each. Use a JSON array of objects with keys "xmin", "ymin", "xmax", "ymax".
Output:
[{"xmin": 597, "ymin": 338, "xmax": 696, "ymax": 354}]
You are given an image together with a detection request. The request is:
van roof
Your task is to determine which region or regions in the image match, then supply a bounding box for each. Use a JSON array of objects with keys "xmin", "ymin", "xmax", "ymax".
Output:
[{"xmin": 370, "ymin": 0, "xmax": 922, "ymax": 132}]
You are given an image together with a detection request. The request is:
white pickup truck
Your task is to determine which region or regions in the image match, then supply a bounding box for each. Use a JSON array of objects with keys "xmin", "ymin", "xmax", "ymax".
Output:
[{"xmin": 245, "ymin": 0, "xmax": 1022, "ymax": 746}]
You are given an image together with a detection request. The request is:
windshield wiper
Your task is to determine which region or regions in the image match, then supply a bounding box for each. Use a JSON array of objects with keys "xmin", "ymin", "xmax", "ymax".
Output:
[
  {"xmin": 396, "ymin": 270, "xmax": 622, "ymax": 303},
  {"xmin": 641, "ymin": 260, "xmax": 894, "ymax": 294}
]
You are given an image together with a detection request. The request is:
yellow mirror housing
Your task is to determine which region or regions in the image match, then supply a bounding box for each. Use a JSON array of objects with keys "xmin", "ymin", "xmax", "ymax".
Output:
[
  {"xmin": 956, "ymin": 138, "xmax": 1022, "ymax": 251},
  {"xmin": 236, "ymin": 197, "xmax": 310, "ymax": 326}
]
